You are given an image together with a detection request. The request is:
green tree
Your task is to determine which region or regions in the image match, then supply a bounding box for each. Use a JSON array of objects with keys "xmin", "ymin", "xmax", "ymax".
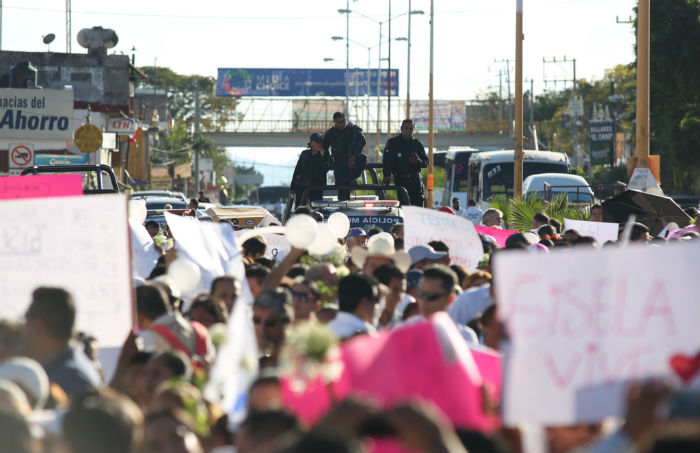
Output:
[{"xmin": 644, "ymin": 0, "xmax": 700, "ymax": 193}]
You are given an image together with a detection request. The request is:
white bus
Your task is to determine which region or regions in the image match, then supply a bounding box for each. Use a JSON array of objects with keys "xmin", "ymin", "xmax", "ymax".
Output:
[
  {"xmin": 440, "ymin": 147, "xmax": 481, "ymax": 208},
  {"xmin": 467, "ymin": 150, "xmax": 570, "ymax": 209}
]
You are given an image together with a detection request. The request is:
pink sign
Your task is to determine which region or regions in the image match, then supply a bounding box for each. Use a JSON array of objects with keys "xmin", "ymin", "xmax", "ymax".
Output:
[
  {"xmin": 0, "ymin": 174, "xmax": 83, "ymax": 199},
  {"xmin": 474, "ymin": 225, "xmax": 518, "ymax": 248},
  {"xmin": 281, "ymin": 313, "xmax": 500, "ymax": 431}
]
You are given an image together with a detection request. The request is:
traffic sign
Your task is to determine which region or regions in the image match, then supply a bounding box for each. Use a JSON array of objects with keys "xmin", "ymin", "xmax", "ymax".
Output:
[
  {"xmin": 568, "ymin": 98, "xmax": 584, "ymax": 117},
  {"xmin": 9, "ymin": 143, "xmax": 34, "ymax": 169},
  {"xmin": 74, "ymin": 124, "xmax": 103, "ymax": 154}
]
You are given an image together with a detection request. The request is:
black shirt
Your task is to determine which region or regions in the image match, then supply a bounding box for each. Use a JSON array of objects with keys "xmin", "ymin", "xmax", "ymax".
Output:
[
  {"xmin": 383, "ymin": 134, "xmax": 429, "ymax": 178},
  {"xmin": 291, "ymin": 148, "xmax": 331, "ymax": 190}
]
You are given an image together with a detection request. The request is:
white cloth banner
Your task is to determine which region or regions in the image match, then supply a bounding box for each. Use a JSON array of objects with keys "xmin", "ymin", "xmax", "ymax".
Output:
[
  {"xmin": 564, "ymin": 218, "xmax": 619, "ymax": 245},
  {"xmin": 0, "ymin": 194, "xmax": 131, "ymax": 381},
  {"xmin": 403, "ymin": 206, "xmax": 484, "ymax": 272},
  {"xmin": 495, "ymin": 242, "xmax": 700, "ymax": 425}
]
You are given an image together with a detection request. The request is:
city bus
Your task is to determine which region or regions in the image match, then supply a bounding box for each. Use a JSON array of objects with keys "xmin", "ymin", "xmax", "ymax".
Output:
[
  {"xmin": 247, "ymin": 185, "xmax": 289, "ymax": 217},
  {"xmin": 440, "ymin": 147, "xmax": 481, "ymax": 207},
  {"xmin": 467, "ymin": 150, "xmax": 570, "ymax": 209}
]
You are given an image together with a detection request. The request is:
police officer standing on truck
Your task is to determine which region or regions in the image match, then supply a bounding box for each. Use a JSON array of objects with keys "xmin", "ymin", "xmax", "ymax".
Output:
[
  {"xmin": 290, "ymin": 132, "xmax": 331, "ymax": 208},
  {"xmin": 323, "ymin": 112, "xmax": 367, "ymax": 201},
  {"xmin": 382, "ymin": 119, "xmax": 428, "ymax": 206}
]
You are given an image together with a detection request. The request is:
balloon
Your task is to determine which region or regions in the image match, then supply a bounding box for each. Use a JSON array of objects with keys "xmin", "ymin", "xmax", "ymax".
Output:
[
  {"xmin": 307, "ymin": 223, "xmax": 338, "ymax": 256},
  {"xmin": 327, "ymin": 212, "xmax": 351, "ymax": 239},
  {"xmin": 167, "ymin": 258, "xmax": 201, "ymax": 293},
  {"xmin": 285, "ymin": 214, "xmax": 318, "ymax": 249},
  {"xmin": 128, "ymin": 199, "xmax": 147, "ymax": 224}
]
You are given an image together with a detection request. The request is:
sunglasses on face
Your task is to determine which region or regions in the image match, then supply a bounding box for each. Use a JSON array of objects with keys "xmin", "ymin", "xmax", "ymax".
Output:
[
  {"xmin": 415, "ymin": 289, "xmax": 449, "ymax": 301},
  {"xmin": 292, "ymin": 291, "xmax": 312, "ymax": 302},
  {"xmin": 252, "ymin": 317, "xmax": 285, "ymax": 328}
]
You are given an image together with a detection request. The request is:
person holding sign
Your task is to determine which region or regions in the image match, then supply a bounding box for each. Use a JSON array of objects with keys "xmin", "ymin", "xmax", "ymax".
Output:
[{"xmin": 383, "ymin": 119, "xmax": 429, "ymax": 206}]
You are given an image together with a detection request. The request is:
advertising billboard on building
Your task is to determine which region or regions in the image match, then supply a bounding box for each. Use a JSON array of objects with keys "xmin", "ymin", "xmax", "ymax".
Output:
[
  {"xmin": 588, "ymin": 103, "xmax": 614, "ymax": 166},
  {"xmin": 217, "ymin": 68, "xmax": 398, "ymax": 97},
  {"xmin": 0, "ymin": 88, "xmax": 74, "ymax": 139}
]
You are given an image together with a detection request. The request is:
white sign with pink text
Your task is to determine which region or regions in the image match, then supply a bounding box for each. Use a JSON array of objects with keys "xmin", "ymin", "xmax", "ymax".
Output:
[
  {"xmin": 495, "ymin": 242, "xmax": 700, "ymax": 424},
  {"xmin": 403, "ymin": 206, "xmax": 483, "ymax": 272}
]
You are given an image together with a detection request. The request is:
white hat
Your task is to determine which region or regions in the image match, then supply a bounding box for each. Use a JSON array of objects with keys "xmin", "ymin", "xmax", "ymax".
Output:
[
  {"xmin": 0, "ymin": 357, "xmax": 50, "ymax": 410},
  {"xmin": 350, "ymin": 236, "xmax": 411, "ymax": 273}
]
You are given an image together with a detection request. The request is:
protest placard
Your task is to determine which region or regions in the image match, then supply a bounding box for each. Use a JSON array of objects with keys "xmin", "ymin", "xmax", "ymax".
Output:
[
  {"xmin": 0, "ymin": 174, "xmax": 83, "ymax": 199},
  {"xmin": 564, "ymin": 218, "xmax": 618, "ymax": 245},
  {"xmin": 0, "ymin": 194, "xmax": 131, "ymax": 381},
  {"xmin": 495, "ymin": 242, "xmax": 700, "ymax": 424},
  {"xmin": 474, "ymin": 225, "xmax": 518, "ymax": 248},
  {"xmin": 403, "ymin": 206, "xmax": 484, "ymax": 272}
]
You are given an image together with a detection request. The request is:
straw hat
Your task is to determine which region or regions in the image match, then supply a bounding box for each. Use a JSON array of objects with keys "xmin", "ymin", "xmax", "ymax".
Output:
[{"xmin": 350, "ymin": 235, "xmax": 411, "ymax": 273}]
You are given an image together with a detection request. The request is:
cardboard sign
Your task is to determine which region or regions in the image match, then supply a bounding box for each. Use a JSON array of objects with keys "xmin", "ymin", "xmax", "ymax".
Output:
[
  {"xmin": 0, "ymin": 174, "xmax": 83, "ymax": 199},
  {"xmin": 564, "ymin": 218, "xmax": 619, "ymax": 245},
  {"xmin": 495, "ymin": 242, "xmax": 700, "ymax": 424},
  {"xmin": 0, "ymin": 194, "xmax": 131, "ymax": 381},
  {"xmin": 403, "ymin": 206, "xmax": 484, "ymax": 272}
]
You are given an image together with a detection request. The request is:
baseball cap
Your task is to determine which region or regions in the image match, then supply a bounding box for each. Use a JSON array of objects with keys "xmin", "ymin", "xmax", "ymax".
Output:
[
  {"xmin": 439, "ymin": 206, "xmax": 456, "ymax": 214},
  {"xmin": 253, "ymin": 288, "xmax": 294, "ymax": 321},
  {"xmin": 408, "ymin": 245, "xmax": 447, "ymax": 265},
  {"xmin": 406, "ymin": 269, "xmax": 423, "ymax": 290},
  {"xmin": 309, "ymin": 132, "xmax": 323, "ymax": 143},
  {"xmin": 347, "ymin": 227, "xmax": 367, "ymax": 238}
]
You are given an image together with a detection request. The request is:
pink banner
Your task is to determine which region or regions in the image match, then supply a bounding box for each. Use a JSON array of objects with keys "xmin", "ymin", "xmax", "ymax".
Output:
[
  {"xmin": 281, "ymin": 313, "xmax": 500, "ymax": 431},
  {"xmin": 0, "ymin": 174, "xmax": 83, "ymax": 199},
  {"xmin": 474, "ymin": 225, "xmax": 518, "ymax": 248}
]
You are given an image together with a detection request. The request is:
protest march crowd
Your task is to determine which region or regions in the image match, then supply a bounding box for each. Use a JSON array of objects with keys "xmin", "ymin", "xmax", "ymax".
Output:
[{"xmin": 0, "ymin": 179, "xmax": 699, "ymax": 453}]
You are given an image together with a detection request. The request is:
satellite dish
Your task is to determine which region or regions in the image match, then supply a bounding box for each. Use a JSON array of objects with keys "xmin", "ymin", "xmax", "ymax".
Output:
[{"xmin": 43, "ymin": 33, "xmax": 56, "ymax": 44}]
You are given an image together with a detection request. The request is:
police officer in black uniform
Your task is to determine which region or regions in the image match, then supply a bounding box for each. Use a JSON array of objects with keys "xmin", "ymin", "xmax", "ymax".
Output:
[
  {"xmin": 290, "ymin": 133, "xmax": 331, "ymax": 208},
  {"xmin": 382, "ymin": 119, "xmax": 429, "ymax": 206},
  {"xmin": 323, "ymin": 112, "xmax": 367, "ymax": 201}
]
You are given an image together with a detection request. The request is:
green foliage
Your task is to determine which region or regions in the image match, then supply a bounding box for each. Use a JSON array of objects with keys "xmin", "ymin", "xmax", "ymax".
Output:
[
  {"xmin": 645, "ymin": 0, "xmax": 700, "ymax": 193},
  {"xmin": 490, "ymin": 194, "xmax": 588, "ymax": 232}
]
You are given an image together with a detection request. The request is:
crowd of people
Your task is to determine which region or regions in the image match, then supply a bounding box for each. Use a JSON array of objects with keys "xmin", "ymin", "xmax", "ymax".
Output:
[{"xmin": 0, "ymin": 193, "xmax": 698, "ymax": 453}]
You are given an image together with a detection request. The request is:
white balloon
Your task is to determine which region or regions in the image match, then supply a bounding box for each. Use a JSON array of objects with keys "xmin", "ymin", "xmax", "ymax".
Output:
[
  {"xmin": 167, "ymin": 258, "xmax": 201, "ymax": 293},
  {"xmin": 128, "ymin": 199, "xmax": 147, "ymax": 224},
  {"xmin": 285, "ymin": 214, "xmax": 318, "ymax": 249},
  {"xmin": 327, "ymin": 212, "xmax": 351, "ymax": 239},
  {"xmin": 307, "ymin": 223, "xmax": 338, "ymax": 256}
]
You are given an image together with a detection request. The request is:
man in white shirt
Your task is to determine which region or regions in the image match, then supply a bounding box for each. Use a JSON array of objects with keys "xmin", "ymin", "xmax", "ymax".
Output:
[
  {"xmin": 327, "ymin": 273, "xmax": 380, "ymax": 340},
  {"xmin": 463, "ymin": 199, "xmax": 484, "ymax": 226}
]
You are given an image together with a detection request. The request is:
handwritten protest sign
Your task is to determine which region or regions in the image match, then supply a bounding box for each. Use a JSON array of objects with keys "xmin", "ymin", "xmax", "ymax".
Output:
[
  {"xmin": 0, "ymin": 174, "xmax": 83, "ymax": 199},
  {"xmin": 474, "ymin": 225, "xmax": 517, "ymax": 248},
  {"xmin": 564, "ymin": 218, "xmax": 618, "ymax": 245},
  {"xmin": 0, "ymin": 194, "xmax": 131, "ymax": 381},
  {"xmin": 403, "ymin": 206, "xmax": 483, "ymax": 272},
  {"xmin": 495, "ymin": 242, "xmax": 700, "ymax": 424}
]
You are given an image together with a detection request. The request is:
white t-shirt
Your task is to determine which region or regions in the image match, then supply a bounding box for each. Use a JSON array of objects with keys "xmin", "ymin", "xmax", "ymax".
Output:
[{"xmin": 464, "ymin": 206, "xmax": 484, "ymax": 225}]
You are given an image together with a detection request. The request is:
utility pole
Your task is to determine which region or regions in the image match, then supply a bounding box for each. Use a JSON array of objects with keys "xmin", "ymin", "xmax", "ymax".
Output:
[
  {"xmin": 406, "ymin": 0, "xmax": 412, "ymax": 118},
  {"xmin": 636, "ymin": 0, "xmax": 650, "ymax": 168},
  {"xmin": 345, "ymin": 0, "xmax": 350, "ymax": 116},
  {"xmin": 495, "ymin": 59, "xmax": 513, "ymax": 137},
  {"xmin": 194, "ymin": 80, "xmax": 201, "ymax": 197},
  {"xmin": 387, "ymin": 0, "xmax": 392, "ymax": 141},
  {"xmin": 427, "ymin": 0, "xmax": 434, "ymax": 208},
  {"xmin": 65, "ymin": 0, "xmax": 72, "ymax": 53},
  {"xmin": 376, "ymin": 22, "xmax": 383, "ymax": 154},
  {"xmin": 514, "ymin": 0, "xmax": 524, "ymax": 200},
  {"xmin": 543, "ymin": 56, "xmax": 577, "ymax": 165}
]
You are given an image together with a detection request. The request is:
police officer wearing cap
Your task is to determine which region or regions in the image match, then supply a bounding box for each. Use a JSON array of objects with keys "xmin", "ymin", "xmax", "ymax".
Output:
[
  {"xmin": 290, "ymin": 132, "xmax": 331, "ymax": 208},
  {"xmin": 383, "ymin": 119, "xmax": 429, "ymax": 206}
]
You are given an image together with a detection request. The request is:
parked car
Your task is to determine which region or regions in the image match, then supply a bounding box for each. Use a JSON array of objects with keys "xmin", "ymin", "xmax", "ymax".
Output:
[{"xmin": 523, "ymin": 173, "xmax": 594, "ymax": 203}]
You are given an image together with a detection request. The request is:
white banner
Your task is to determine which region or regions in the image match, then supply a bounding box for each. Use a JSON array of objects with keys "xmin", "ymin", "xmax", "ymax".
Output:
[
  {"xmin": 403, "ymin": 206, "xmax": 483, "ymax": 272},
  {"xmin": 0, "ymin": 88, "xmax": 74, "ymax": 139},
  {"xmin": 0, "ymin": 194, "xmax": 131, "ymax": 381},
  {"xmin": 564, "ymin": 218, "xmax": 618, "ymax": 245},
  {"xmin": 495, "ymin": 242, "xmax": 700, "ymax": 424}
]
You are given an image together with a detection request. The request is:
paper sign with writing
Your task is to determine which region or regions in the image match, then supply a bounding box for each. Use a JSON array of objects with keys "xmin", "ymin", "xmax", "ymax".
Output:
[
  {"xmin": 474, "ymin": 225, "xmax": 518, "ymax": 248},
  {"xmin": 0, "ymin": 194, "xmax": 131, "ymax": 381},
  {"xmin": 495, "ymin": 242, "xmax": 700, "ymax": 424},
  {"xmin": 403, "ymin": 206, "xmax": 484, "ymax": 272},
  {"xmin": 0, "ymin": 174, "xmax": 83, "ymax": 199},
  {"xmin": 564, "ymin": 218, "xmax": 618, "ymax": 245}
]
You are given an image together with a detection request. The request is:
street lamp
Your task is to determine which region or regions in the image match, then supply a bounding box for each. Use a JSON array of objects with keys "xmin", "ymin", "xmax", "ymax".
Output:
[
  {"xmin": 338, "ymin": 6, "xmax": 351, "ymax": 117},
  {"xmin": 331, "ymin": 36, "xmax": 373, "ymax": 135},
  {"xmin": 404, "ymin": 5, "xmax": 424, "ymax": 118}
]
